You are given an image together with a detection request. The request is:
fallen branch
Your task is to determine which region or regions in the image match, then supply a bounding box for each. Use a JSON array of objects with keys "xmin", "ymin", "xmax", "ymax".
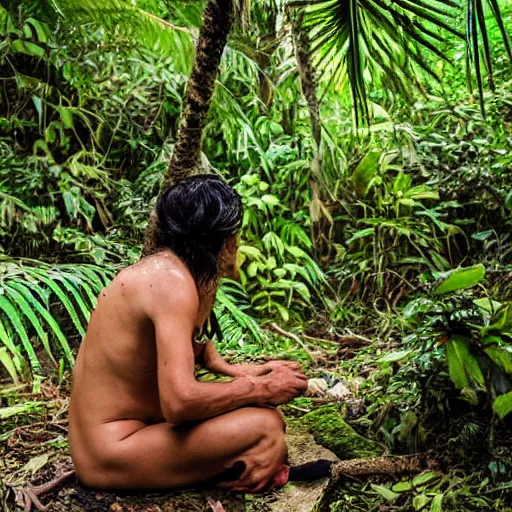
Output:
[
  {"xmin": 268, "ymin": 323, "xmax": 317, "ymax": 361},
  {"xmin": 331, "ymin": 454, "xmax": 434, "ymax": 481}
]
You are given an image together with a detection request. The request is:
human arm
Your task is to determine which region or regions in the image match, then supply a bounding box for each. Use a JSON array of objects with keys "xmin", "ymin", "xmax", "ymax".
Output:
[{"xmin": 150, "ymin": 277, "xmax": 307, "ymax": 424}]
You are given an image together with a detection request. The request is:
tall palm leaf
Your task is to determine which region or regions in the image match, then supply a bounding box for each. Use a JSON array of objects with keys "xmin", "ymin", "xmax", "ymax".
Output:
[{"xmin": 289, "ymin": 0, "xmax": 511, "ymax": 123}]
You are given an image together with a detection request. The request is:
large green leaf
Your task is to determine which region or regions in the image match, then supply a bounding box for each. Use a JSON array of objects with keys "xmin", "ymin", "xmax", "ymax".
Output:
[
  {"xmin": 433, "ymin": 264, "xmax": 485, "ymax": 296},
  {"xmin": 4, "ymin": 285, "xmax": 57, "ymax": 367},
  {"xmin": 352, "ymin": 149, "xmax": 380, "ymax": 197},
  {"xmin": 0, "ymin": 297, "xmax": 41, "ymax": 373},
  {"xmin": 485, "ymin": 346, "xmax": 512, "ymax": 375},
  {"xmin": 493, "ymin": 392, "xmax": 512, "ymax": 419},
  {"xmin": 7, "ymin": 282, "xmax": 75, "ymax": 366},
  {"xmin": 445, "ymin": 335, "xmax": 485, "ymax": 390}
]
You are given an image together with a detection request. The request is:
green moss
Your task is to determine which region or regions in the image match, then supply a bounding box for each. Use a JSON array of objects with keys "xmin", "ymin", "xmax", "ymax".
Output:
[{"xmin": 297, "ymin": 405, "xmax": 384, "ymax": 459}]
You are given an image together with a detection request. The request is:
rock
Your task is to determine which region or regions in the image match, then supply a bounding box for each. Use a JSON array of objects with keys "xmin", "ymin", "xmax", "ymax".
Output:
[{"xmin": 269, "ymin": 426, "xmax": 339, "ymax": 512}]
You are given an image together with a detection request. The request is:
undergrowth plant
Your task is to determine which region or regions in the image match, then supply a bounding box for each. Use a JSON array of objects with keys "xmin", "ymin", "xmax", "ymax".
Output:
[
  {"xmin": 403, "ymin": 265, "xmax": 512, "ymax": 419},
  {"xmin": 0, "ymin": 257, "xmax": 113, "ymax": 381}
]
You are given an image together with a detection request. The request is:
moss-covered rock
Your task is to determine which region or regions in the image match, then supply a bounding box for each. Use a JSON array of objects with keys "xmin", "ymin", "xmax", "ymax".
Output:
[{"xmin": 297, "ymin": 405, "xmax": 384, "ymax": 459}]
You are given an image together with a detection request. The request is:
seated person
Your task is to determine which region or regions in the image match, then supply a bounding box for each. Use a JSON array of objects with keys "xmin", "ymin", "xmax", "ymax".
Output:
[{"xmin": 68, "ymin": 175, "xmax": 308, "ymax": 493}]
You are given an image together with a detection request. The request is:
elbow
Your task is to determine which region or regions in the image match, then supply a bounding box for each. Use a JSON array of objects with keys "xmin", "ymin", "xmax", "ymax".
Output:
[
  {"xmin": 161, "ymin": 396, "xmax": 190, "ymax": 425},
  {"xmin": 161, "ymin": 384, "xmax": 201, "ymax": 425}
]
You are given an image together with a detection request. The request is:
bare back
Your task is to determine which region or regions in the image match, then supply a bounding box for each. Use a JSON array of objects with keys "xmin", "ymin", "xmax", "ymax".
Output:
[{"xmin": 69, "ymin": 251, "xmax": 208, "ymax": 460}]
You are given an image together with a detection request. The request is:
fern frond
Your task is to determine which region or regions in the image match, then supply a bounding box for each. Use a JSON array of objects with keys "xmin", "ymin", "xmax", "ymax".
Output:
[
  {"xmin": 216, "ymin": 281, "xmax": 265, "ymax": 347},
  {"xmin": 51, "ymin": 0, "xmax": 195, "ymax": 73},
  {"xmin": 0, "ymin": 258, "xmax": 113, "ymax": 380}
]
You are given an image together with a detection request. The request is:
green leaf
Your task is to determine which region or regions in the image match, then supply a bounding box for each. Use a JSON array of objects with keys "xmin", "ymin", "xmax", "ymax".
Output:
[
  {"xmin": 346, "ymin": 228, "xmax": 374, "ymax": 245},
  {"xmin": 493, "ymin": 392, "xmax": 512, "ymax": 419},
  {"xmin": 485, "ymin": 346, "xmax": 512, "ymax": 375},
  {"xmin": 352, "ymin": 149, "xmax": 380, "ymax": 197},
  {"xmin": 474, "ymin": 298, "xmax": 502, "ymax": 315},
  {"xmin": 413, "ymin": 494, "xmax": 431, "ymax": 510},
  {"xmin": 0, "ymin": 347, "xmax": 19, "ymax": 383},
  {"xmin": 377, "ymin": 350, "xmax": 413, "ymax": 364},
  {"xmin": 371, "ymin": 484, "xmax": 400, "ymax": 502},
  {"xmin": 445, "ymin": 335, "xmax": 485, "ymax": 390},
  {"xmin": 483, "ymin": 304, "xmax": 512, "ymax": 336},
  {"xmin": 11, "ymin": 40, "xmax": 45, "ymax": 57},
  {"xmin": 433, "ymin": 264, "xmax": 485, "ymax": 296},
  {"xmin": 430, "ymin": 493, "xmax": 444, "ymax": 512},
  {"xmin": 392, "ymin": 480, "xmax": 413, "ymax": 493},
  {"xmin": 25, "ymin": 269, "xmax": 86, "ymax": 338},
  {"xmin": 0, "ymin": 297, "xmax": 40, "ymax": 373},
  {"xmin": 0, "ymin": 401, "xmax": 45, "ymax": 420},
  {"xmin": 412, "ymin": 471, "xmax": 440, "ymax": 487},
  {"xmin": 8, "ymin": 281, "xmax": 74, "ymax": 366},
  {"xmin": 4, "ymin": 284, "xmax": 57, "ymax": 367}
]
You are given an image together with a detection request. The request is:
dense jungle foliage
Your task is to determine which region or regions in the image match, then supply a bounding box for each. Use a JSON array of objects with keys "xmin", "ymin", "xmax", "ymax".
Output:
[{"xmin": 1, "ymin": 0, "xmax": 512, "ymax": 510}]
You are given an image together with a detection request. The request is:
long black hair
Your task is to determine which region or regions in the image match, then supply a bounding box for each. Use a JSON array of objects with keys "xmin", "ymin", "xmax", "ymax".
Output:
[{"xmin": 154, "ymin": 174, "xmax": 243, "ymax": 286}]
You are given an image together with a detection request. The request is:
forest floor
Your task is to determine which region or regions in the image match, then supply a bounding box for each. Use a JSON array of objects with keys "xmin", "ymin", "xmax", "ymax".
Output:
[{"xmin": 1, "ymin": 325, "xmax": 512, "ymax": 512}]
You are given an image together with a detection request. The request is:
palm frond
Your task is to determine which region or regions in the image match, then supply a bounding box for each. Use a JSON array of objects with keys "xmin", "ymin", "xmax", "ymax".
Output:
[
  {"xmin": 0, "ymin": 257, "xmax": 114, "ymax": 380},
  {"xmin": 466, "ymin": 0, "xmax": 512, "ymax": 117},
  {"xmin": 51, "ymin": 0, "xmax": 195, "ymax": 73},
  {"xmin": 215, "ymin": 280, "xmax": 266, "ymax": 347},
  {"xmin": 294, "ymin": 0, "xmax": 461, "ymax": 125}
]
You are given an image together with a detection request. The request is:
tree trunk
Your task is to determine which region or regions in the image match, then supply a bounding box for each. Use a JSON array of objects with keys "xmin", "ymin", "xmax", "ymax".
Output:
[
  {"xmin": 164, "ymin": 0, "xmax": 235, "ymax": 189},
  {"xmin": 291, "ymin": 13, "xmax": 321, "ymax": 148},
  {"xmin": 291, "ymin": 13, "xmax": 331, "ymax": 258},
  {"xmin": 142, "ymin": 0, "xmax": 235, "ymax": 257}
]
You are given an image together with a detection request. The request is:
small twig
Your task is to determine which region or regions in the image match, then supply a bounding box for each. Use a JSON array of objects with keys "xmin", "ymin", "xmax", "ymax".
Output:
[
  {"xmin": 302, "ymin": 334, "xmax": 339, "ymax": 346},
  {"xmin": 268, "ymin": 323, "xmax": 316, "ymax": 362}
]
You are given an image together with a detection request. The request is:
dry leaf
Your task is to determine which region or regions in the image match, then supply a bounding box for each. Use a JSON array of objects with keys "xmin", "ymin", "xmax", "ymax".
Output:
[
  {"xmin": 326, "ymin": 382, "xmax": 351, "ymax": 400},
  {"xmin": 306, "ymin": 378, "xmax": 329, "ymax": 397},
  {"xmin": 22, "ymin": 453, "xmax": 50, "ymax": 477}
]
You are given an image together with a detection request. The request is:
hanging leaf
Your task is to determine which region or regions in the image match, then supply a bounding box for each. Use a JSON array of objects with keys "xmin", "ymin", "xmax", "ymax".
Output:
[
  {"xmin": 445, "ymin": 335, "xmax": 485, "ymax": 390},
  {"xmin": 352, "ymin": 149, "xmax": 381, "ymax": 197},
  {"xmin": 493, "ymin": 392, "xmax": 512, "ymax": 419},
  {"xmin": 433, "ymin": 264, "xmax": 485, "ymax": 296}
]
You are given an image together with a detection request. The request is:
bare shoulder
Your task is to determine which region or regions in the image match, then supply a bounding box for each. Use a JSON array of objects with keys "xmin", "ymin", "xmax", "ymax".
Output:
[{"xmin": 112, "ymin": 251, "xmax": 199, "ymax": 315}]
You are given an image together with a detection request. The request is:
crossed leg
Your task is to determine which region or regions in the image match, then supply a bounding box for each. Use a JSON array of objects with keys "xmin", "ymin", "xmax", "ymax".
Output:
[{"xmin": 73, "ymin": 407, "xmax": 288, "ymax": 493}]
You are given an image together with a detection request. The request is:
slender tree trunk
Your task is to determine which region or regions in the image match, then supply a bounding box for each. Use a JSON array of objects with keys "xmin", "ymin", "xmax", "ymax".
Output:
[
  {"xmin": 142, "ymin": 0, "xmax": 235, "ymax": 256},
  {"xmin": 291, "ymin": 13, "xmax": 321, "ymax": 147},
  {"xmin": 164, "ymin": 0, "xmax": 235, "ymax": 189},
  {"xmin": 291, "ymin": 13, "xmax": 331, "ymax": 257}
]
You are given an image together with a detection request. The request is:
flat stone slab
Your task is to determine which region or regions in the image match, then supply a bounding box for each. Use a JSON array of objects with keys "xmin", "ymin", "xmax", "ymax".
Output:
[{"xmin": 269, "ymin": 428, "xmax": 339, "ymax": 512}]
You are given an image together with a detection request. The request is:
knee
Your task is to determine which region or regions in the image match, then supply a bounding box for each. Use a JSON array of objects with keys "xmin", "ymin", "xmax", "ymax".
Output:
[{"xmin": 260, "ymin": 408, "xmax": 286, "ymax": 434}]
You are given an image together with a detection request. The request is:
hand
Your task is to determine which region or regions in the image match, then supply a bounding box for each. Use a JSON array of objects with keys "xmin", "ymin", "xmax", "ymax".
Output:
[
  {"xmin": 233, "ymin": 360, "xmax": 301, "ymax": 377},
  {"xmin": 257, "ymin": 364, "xmax": 308, "ymax": 406}
]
